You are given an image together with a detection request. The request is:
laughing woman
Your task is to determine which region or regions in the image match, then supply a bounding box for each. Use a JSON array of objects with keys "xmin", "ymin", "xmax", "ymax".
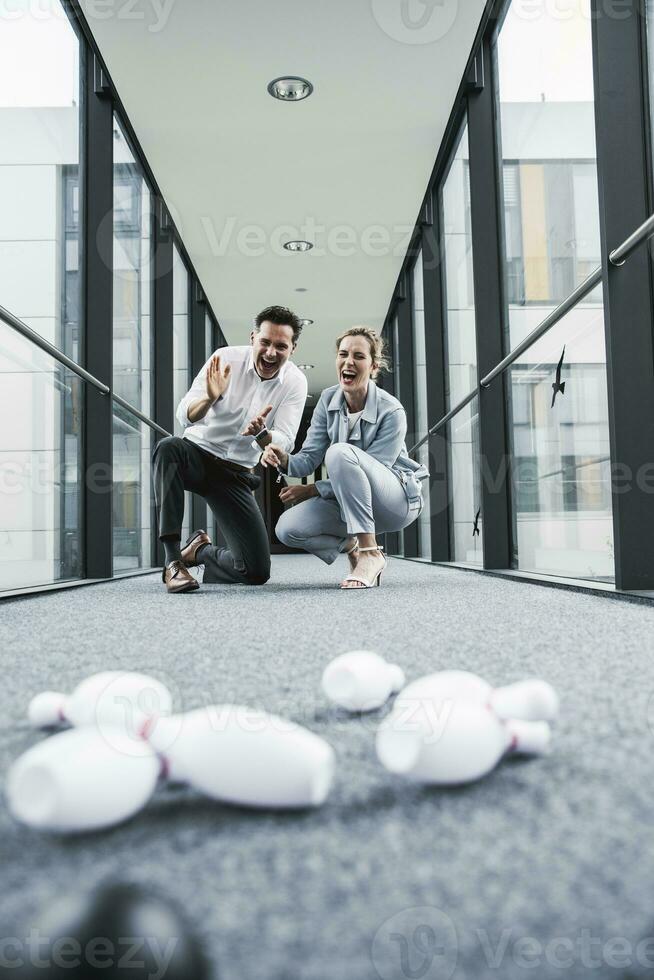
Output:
[{"xmin": 261, "ymin": 326, "xmax": 427, "ymax": 589}]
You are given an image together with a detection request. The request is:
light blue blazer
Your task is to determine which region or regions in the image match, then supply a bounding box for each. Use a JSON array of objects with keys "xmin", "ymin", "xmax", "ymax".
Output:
[{"xmin": 286, "ymin": 381, "xmax": 428, "ymax": 503}]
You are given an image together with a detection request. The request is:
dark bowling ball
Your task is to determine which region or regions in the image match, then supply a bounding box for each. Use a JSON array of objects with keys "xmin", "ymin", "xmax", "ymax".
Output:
[{"xmin": 16, "ymin": 881, "xmax": 212, "ymax": 979}]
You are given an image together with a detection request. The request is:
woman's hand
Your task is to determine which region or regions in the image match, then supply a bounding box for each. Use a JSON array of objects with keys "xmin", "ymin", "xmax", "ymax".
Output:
[
  {"xmin": 261, "ymin": 443, "xmax": 289, "ymax": 471},
  {"xmin": 279, "ymin": 484, "xmax": 319, "ymax": 505}
]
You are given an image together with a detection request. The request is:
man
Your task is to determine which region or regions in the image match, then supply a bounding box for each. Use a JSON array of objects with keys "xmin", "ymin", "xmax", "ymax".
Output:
[{"xmin": 153, "ymin": 306, "xmax": 307, "ymax": 593}]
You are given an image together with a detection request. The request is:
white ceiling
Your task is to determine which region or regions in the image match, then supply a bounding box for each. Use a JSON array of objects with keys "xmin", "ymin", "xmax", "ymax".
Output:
[{"xmin": 81, "ymin": 0, "xmax": 486, "ymax": 394}]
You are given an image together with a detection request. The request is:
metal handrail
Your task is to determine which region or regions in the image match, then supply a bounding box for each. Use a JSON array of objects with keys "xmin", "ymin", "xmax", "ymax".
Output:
[
  {"xmin": 0, "ymin": 303, "xmax": 110, "ymax": 393},
  {"xmin": 410, "ymin": 389, "xmax": 478, "ymax": 454},
  {"xmin": 408, "ymin": 209, "xmax": 654, "ymax": 457},
  {"xmin": 112, "ymin": 393, "xmax": 171, "ymax": 437},
  {"xmin": 479, "ymin": 266, "xmax": 602, "ymax": 389},
  {"xmin": 1, "ymin": 304, "xmax": 171, "ymax": 438},
  {"xmin": 609, "ymin": 212, "xmax": 654, "ymax": 266}
]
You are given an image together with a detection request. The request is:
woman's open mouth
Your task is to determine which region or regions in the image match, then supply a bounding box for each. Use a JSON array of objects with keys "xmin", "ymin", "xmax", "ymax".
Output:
[{"xmin": 341, "ymin": 370, "xmax": 357, "ymax": 385}]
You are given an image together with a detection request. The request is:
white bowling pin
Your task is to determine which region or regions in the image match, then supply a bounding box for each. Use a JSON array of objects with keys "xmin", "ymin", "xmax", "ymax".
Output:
[
  {"xmin": 6, "ymin": 727, "xmax": 161, "ymax": 833},
  {"xmin": 322, "ymin": 650, "xmax": 405, "ymax": 712},
  {"xmin": 27, "ymin": 671, "xmax": 173, "ymax": 736},
  {"xmin": 399, "ymin": 670, "xmax": 558, "ymax": 722},
  {"xmin": 149, "ymin": 705, "xmax": 334, "ymax": 809},
  {"xmin": 376, "ymin": 699, "xmax": 550, "ymax": 785}
]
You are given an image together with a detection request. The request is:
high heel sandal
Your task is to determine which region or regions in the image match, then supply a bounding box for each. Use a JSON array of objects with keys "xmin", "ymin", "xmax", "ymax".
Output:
[{"xmin": 339, "ymin": 546, "xmax": 387, "ymax": 590}]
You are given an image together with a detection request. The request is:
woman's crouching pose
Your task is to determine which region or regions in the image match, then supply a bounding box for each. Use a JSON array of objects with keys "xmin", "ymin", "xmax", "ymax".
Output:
[{"xmin": 261, "ymin": 326, "xmax": 427, "ymax": 589}]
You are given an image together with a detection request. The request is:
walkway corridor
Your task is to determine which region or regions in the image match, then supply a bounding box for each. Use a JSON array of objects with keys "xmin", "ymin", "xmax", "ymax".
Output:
[{"xmin": 2, "ymin": 557, "xmax": 654, "ymax": 980}]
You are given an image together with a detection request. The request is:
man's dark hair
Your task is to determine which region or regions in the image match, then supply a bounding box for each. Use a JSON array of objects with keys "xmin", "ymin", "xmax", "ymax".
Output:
[{"xmin": 254, "ymin": 306, "xmax": 302, "ymax": 343}]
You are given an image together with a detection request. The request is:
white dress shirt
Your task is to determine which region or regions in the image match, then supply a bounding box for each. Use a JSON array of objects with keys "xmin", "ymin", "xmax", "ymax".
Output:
[{"xmin": 176, "ymin": 345, "xmax": 308, "ymax": 467}]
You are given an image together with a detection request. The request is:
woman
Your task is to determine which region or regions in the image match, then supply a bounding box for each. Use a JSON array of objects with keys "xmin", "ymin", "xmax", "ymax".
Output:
[{"xmin": 261, "ymin": 326, "xmax": 427, "ymax": 589}]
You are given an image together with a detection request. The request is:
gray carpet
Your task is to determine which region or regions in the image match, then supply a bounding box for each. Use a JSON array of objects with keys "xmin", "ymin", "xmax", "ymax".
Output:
[{"xmin": 2, "ymin": 556, "xmax": 654, "ymax": 980}]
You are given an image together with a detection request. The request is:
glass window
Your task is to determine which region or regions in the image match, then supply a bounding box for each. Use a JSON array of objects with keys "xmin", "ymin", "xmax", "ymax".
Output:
[
  {"xmin": 205, "ymin": 311, "xmax": 214, "ymax": 360},
  {"xmin": 0, "ymin": 1, "xmax": 81, "ymax": 357},
  {"xmin": 391, "ymin": 314, "xmax": 404, "ymax": 556},
  {"xmin": 112, "ymin": 404, "xmax": 152, "ymax": 573},
  {"xmin": 173, "ymin": 244, "xmax": 191, "ymax": 543},
  {"xmin": 113, "ymin": 116, "xmax": 152, "ymax": 414},
  {"xmin": 447, "ymin": 395, "xmax": 483, "ymax": 565},
  {"xmin": 411, "ymin": 253, "xmax": 431, "ymax": 560},
  {"xmin": 440, "ymin": 122, "xmax": 477, "ymax": 408},
  {"xmin": 496, "ymin": 0, "xmax": 601, "ymax": 348},
  {"xmin": 507, "ymin": 293, "xmax": 613, "ymax": 582},
  {"xmin": 0, "ymin": 314, "xmax": 82, "ymax": 591}
]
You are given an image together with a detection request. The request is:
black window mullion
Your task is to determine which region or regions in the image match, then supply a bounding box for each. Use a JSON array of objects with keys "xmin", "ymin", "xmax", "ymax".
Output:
[
  {"xmin": 190, "ymin": 278, "xmax": 208, "ymax": 534},
  {"xmin": 422, "ymin": 189, "xmax": 451, "ymax": 562},
  {"xmin": 82, "ymin": 51, "xmax": 114, "ymax": 580},
  {"xmin": 466, "ymin": 40, "xmax": 512, "ymax": 570},
  {"xmin": 397, "ymin": 272, "xmax": 419, "ymax": 558},
  {"xmin": 591, "ymin": 1, "xmax": 654, "ymax": 590},
  {"xmin": 151, "ymin": 200, "xmax": 174, "ymax": 567}
]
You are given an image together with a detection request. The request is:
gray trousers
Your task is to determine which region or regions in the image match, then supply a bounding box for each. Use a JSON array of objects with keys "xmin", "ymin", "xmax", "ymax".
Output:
[{"xmin": 275, "ymin": 443, "xmax": 421, "ymax": 564}]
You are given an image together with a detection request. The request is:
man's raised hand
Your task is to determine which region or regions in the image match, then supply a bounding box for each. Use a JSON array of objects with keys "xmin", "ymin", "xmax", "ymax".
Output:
[
  {"xmin": 242, "ymin": 404, "xmax": 273, "ymax": 437},
  {"xmin": 206, "ymin": 355, "xmax": 232, "ymax": 402}
]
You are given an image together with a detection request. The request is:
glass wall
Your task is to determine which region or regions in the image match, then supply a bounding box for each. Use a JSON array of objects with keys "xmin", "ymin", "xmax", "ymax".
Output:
[
  {"xmin": 0, "ymin": 2, "xmax": 219, "ymax": 594},
  {"xmin": 496, "ymin": 0, "xmax": 601, "ymax": 349},
  {"xmin": 447, "ymin": 396, "xmax": 483, "ymax": 565},
  {"xmin": 0, "ymin": 0, "xmax": 81, "ymax": 357},
  {"xmin": 0, "ymin": 314, "xmax": 82, "ymax": 590},
  {"xmin": 112, "ymin": 404, "xmax": 152, "ymax": 573},
  {"xmin": 507, "ymin": 296, "xmax": 613, "ymax": 581},
  {"xmin": 440, "ymin": 122, "xmax": 476, "ymax": 408},
  {"xmin": 111, "ymin": 115, "xmax": 153, "ymax": 571},
  {"xmin": 113, "ymin": 115, "xmax": 153, "ymax": 414},
  {"xmin": 390, "ymin": 314, "xmax": 404, "ymax": 557},
  {"xmin": 410, "ymin": 254, "xmax": 431, "ymax": 559},
  {"xmin": 205, "ymin": 311, "xmax": 214, "ymax": 360},
  {"xmin": 439, "ymin": 119, "xmax": 481, "ymax": 565}
]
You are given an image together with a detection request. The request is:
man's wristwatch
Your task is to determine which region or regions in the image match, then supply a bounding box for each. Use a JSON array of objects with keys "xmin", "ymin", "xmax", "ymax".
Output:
[{"xmin": 253, "ymin": 426, "xmax": 269, "ymax": 445}]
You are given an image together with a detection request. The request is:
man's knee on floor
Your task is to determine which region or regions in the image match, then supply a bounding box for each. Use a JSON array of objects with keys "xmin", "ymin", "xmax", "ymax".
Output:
[
  {"xmin": 325, "ymin": 443, "xmax": 358, "ymax": 472},
  {"xmin": 243, "ymin": 562, "xmax": 271, "ymax": 586}
]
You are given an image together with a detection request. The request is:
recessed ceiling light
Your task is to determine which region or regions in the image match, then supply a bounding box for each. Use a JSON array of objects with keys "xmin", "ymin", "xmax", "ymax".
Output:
[
  {"xmin": 298, "ymin": 363, "xmax": 315, "ymax": 371},
  {"xmin": 298, "ymin": 318, "xmax": 314, "ymax": 327},
  {"xmin": 283, "ymin": 240, "xmax": 313, "ymax": 252},
  {"xmin": 295, "ymin": 287, "xmax": 308, "ymax": 293},
  {"xmin": 267, "ymin": 76, "xmax": 313, "ymax": 101}
]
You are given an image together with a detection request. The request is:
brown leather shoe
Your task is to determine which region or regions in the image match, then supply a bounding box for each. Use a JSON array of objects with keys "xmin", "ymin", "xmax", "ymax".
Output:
[
  {"xmin": 162, "ymin": 560, "xmax": 200, "ymax": 594},
  {"xmin": 181, "ymin": 529, "xmax": 211, "ymax": 567}
]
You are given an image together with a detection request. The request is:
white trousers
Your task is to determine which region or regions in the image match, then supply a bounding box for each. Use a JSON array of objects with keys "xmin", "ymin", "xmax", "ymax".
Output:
[{"xmin": 275, "ymin": 443, "xmax": 421, "ymax": 564}]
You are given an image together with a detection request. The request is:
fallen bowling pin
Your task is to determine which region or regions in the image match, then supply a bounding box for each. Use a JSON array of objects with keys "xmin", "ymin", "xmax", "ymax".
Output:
[
  {"xmin": 321, "ymin": 650, "xmax": 405, "ymax": 712},
  {"xmin": 6, "ymin": 727, "xmax": 161, "ymax": 833},
  {"xmin": 399, "ymin": 669, "xmax": 559, "ymax": 722},
  {"xmin": 8, "ymin": 705, "xmax": 334, "ymax": 832},
  {"xmin": 27, "ymin": 670, "xmax": 173, "ymax": 735},
  {"xmin": 376, "ymin": 699, "xmax": 551, "ymax": 785},
  {"xmin": 149, "ymin": 704, "xmax": 335, "ymax": 809}
]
